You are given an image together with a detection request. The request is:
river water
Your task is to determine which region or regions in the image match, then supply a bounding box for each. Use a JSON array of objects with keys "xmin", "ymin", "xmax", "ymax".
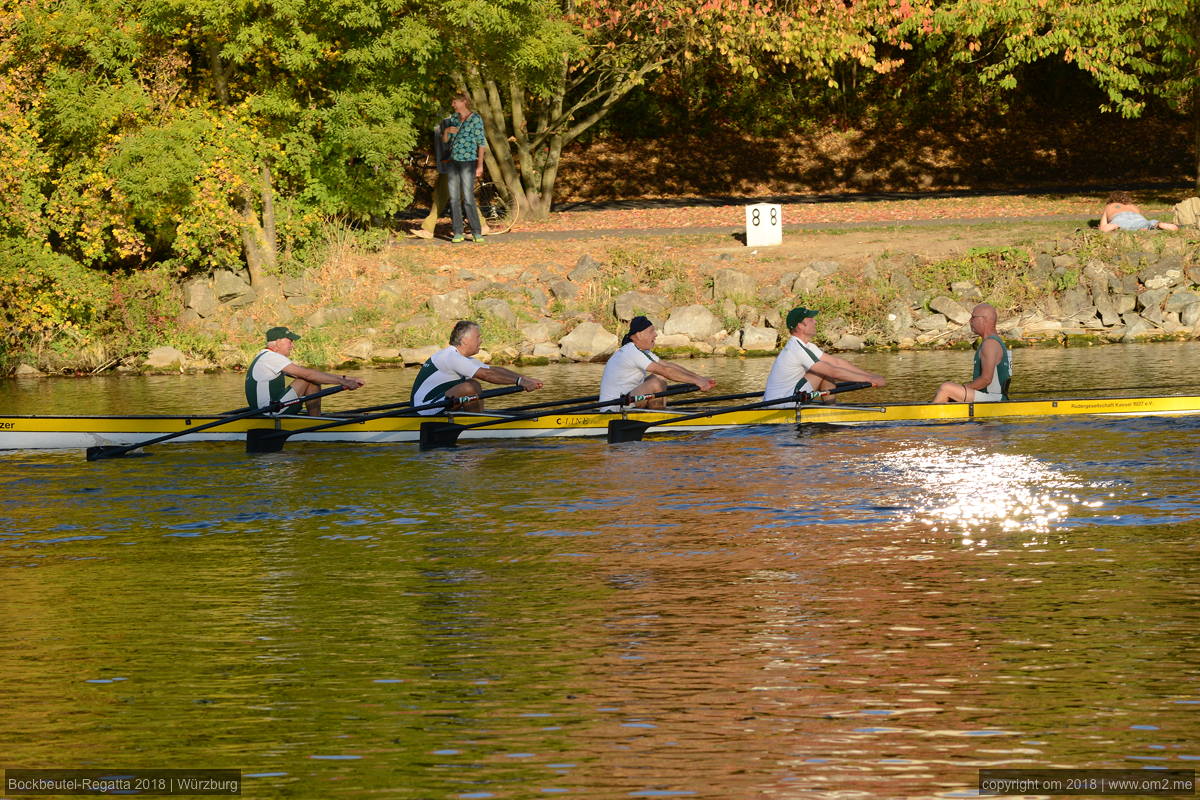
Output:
[{"xmin": 2, "ymin": 342, "xmax": 1199, "ymax": 799}]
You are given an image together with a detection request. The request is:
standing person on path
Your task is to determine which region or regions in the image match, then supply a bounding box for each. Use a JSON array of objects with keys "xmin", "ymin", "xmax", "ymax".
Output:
[
  {"xmin": 762, "ymin": 307, "xmax": 885, "ymax": 406},
  {"xmin": 410, "ymin": 321, "xmax": 543, "ymax": 414},
  {"xmin": 413, "ymin": 109, "xmax": 489, "ymax": 240},
  {"xmin": 443, "ymin": 93, "xmax": 488, "ymax": 243},
  {"xmin": 599, "ymin": 316, "xmax": 717, "ymax": 410},
  {"xmin": 931, "ymin": 303, "xmax": 1012, "ymax": 403},
  {"xmin": 1099, "ymin": 191, "xmax": 1179, "ymax": 232},
  {"xmin": 246, "ymin": 326, "xmax": 365, "ymax": 415}
]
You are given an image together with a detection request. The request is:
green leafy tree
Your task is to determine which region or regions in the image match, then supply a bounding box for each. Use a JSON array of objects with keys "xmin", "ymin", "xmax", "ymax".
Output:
[
  {"xmin": 443, "ymin": 0, "xmax": 924, "ymax": 220},
  {"xmin": 910, "ymin": 0, "xmax": 1200, "ymax": 188}
]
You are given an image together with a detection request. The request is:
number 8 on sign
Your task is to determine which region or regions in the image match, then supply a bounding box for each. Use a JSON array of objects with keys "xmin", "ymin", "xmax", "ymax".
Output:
[{"xmin": 745, "ymin": 202, "xmax": 782, "ymax": 247}]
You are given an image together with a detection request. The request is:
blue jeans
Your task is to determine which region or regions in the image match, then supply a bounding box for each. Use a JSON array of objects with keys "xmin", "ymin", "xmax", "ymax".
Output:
[{"xmin": 447, "ymin": 160, "xmax": 482, "ymax": 237}]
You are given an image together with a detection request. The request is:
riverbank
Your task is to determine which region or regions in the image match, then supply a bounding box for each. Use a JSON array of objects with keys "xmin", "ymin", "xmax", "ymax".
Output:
[{"xmin": 9, "ymin": 210, "xmax": 1200, "ymax": 378}]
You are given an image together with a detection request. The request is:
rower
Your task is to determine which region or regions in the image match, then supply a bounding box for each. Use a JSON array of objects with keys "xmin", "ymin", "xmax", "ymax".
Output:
[
  {"xmin": 931, "ymin": 303, "xmax": 1011, "ymax": 403},
  {"xmin": 246, "ymin": 326, "xmax": 365, "ymax": 415},
  {"xmin": 410, "ymin": 320, "xmax": 543, "ymax": 414},
  {"xmin": 763, "ymin": 307, "xmax": 885, "ymax": 406},
  {"xmin": 599, "ymin": 316, "xmax": 716, "ymax": 410}
]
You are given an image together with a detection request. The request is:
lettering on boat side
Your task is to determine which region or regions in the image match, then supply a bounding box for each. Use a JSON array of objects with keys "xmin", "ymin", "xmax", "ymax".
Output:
[
  {"xmin": 555, "ymin": 416, "xmax": 596, "ymax": 425},
  {"xmin": 0, "ymin": 422, "xmax": 14, "ymax": 430}
]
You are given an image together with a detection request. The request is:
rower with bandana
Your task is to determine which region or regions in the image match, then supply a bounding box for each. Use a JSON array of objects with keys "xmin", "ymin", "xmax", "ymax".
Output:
[{"xmin": 599, "ymin": 316, "xmax": 716, "ymax": 411}]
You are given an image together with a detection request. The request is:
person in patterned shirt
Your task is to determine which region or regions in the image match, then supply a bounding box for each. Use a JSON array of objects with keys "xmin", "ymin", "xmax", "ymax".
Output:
[{"xmin": 442, "ymin": 93, "xmax": 489, "ymax": 243}]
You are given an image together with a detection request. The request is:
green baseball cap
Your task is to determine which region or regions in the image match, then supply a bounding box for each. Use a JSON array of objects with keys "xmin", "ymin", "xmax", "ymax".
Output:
[
  {"xmin": 265, "ymin": 326, "xmax": 301, "ymax": 342},
  {"xmin": 785, "ymin": 307, "xmax": 819, "ymax": 330}
]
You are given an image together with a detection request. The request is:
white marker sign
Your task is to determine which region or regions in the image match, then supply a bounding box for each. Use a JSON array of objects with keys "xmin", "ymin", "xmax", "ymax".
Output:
[{"xmin": 745, "ymin": 202, "xmax": 782, "ymax": 247}]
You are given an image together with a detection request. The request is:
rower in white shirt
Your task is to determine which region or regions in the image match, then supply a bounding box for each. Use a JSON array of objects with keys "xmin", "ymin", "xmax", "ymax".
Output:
[
  {"xmin": 599, "ymin": 316, "xmax": 716, "ymax": 411},
  {"xmin": 762, "ymin": 307, "xmax": 885, "ymax": 406},
  {"xmin": 410, "ymin": 320, "xmax": 543, "ymax": 414}
]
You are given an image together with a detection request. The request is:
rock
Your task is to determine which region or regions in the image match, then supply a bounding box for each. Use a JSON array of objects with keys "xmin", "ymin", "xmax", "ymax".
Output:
[
  {"xmin": 213, "ymin": 269, "xmax": 252, "ymax": 303},
  {"xmin": 693, "ymin": 341, "xmax": 715, "ymax": 354},
  {"xmin": 373, "ymin": 348, "xmax": 402, "ymax": 361},
  {"xmin": 929, "ymin": 296, "xmax": 970, "ymax": 325},
  {"xmin": 1021, "ymin": 316, "xmax": 1063, "ymax": 335},
  {"xmin": 476, "ymin": 298, "xmax": 517, "ymax": 326},
  {"xmin": 762, "ymin": 309, "xmax": 783, "ymax": 329},
  {"xmin": 1182, "ymin": 302, "xmax": 1200, "ymax": 328},
  {"xmin": 663, "ymin": 305, "xmax": 723, "ymax": 340},
  {"xmin": 532, "ymin": 342, "xmax": 561, "ymax": 360},
  {"xmin": 886, "ymin": 302, "xmax": 913, "ymax": 337},
  {"xmin": 613, "ymin": 291, "xmax": 669, "ymax": 322},
  {"xmin": 1139, "ymin": 263, "xmax": 1184, "ymax": 290},
  {"xmin": 400, "ymin": 345, "xmax": 440, "ymax": 365},
  {"xmin": 378, "ymin": 281, "xmax": 408, "ymax": 304},
  {"xmin": 809, "ymin": 260, "xmax": 841, "ymax": 276},
  {"xmin": 740, "ymin": 325, "xmax": 778, "ymax": 351},
  {"xmin": 305, "ymin": 306, "xmax": 353, "ymax": 328},
  {"xmin": 777, "ymin": 272, "xmax": 799, "ymax": 291},
  {"xmin": 282, "ymin": 276, "xmax": 314, "ymax": 298},
  {"xmin": 950, "ymin": 281, "xmax": 982, "ymax": 300},
  {"xmin": 14, "ymin": 363, "xmax": 44, "ymax": 377},
  {"xmin": 1165, "ymin": 289, "xmax": 1200, "ymax": 312},
  {"xmin": 791, "ymin": 268, "xmax": 821, "ymax": 296},
  {"xmin": 176, "ymin": 308, "xmax": 203, "ymax": 327},
  {"xmin": 1137, "ymin": 288, "xmax": 1170, "ymax": 313},
  {"xmin": 914, "ymin": 313, "xmax": 949, "ymax": 332},
  {"xmin": 1060, "ymin": 287, "xmax": 1092, "ymax": 318},
  {"xmin": 184, "ymin": 280, "xmax": 218, "ymax": 318},
  {"xmin": 558, "ymin": 322, "xmax": 619, "ymax": 361},
  {"xmin": 341, "ymin": 339, "xmax": 373, "ymax": 362},
  {"xmin": 548, "ymin": 280, "xmax": 578, "ymax": 301},
  {"xmin": 1052, "ymin": 254, "xmax": 1078, "ymax": 269},
  {"xmin": 144, "ymin": 346, "xmax": 187, "ymax": 370},
  {"xmin": 834, "ymin": 333, "xmax": 865, "ymax": 351},
  {"xmin": 1114, "ymin": 293, "xmax": 1137, "ymax": 315},
  {"xmin": 1121, "ymin": 315, "xmax": 1155, "ymax": 341},
  {"xmin": 569, "ymin": 254, "xmax": 602, "ymax": 283},
  {"xmin": 426, "ymin": 289, "xmax": 472, "ymax": 319},
  {"xmin": 526, "ymin": 286, "xmax": 549, "ymax": 308},
  {"xmin": 656, "ymin": 333, "xmax": 692, "ymax": 348},
  {"xmin": 520, "ymin": 320, "xmax": 563, "ymax": 344},
  {"xmin": 1094, "ymin": 293, "xmax": 1121, "ymax": 326},
  {"xmin": 712, "ymin": 269, "xmax": 756, "ymax": 300}
]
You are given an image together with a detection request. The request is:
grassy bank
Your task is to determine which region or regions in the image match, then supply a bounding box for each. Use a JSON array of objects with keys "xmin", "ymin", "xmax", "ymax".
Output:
[{"xmin": 4, "ymin": 216, "xmax": 1199, "ymax": 377}]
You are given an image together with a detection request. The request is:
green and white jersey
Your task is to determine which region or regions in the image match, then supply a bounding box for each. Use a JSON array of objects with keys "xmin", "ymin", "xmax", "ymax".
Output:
[
  {"xmin": 245, "ymin": 349, "xmax": 292, "ymax": 408},
  {"xmin": 763, "ymin": 336, "xmax": 824, "ymax": 406},
  {"xmin": 973, "ymin": 335, "xmax": 1012, "ymax": 399},
  {"xmin": 410, "ymin": 346, "xmax": 486, "ymax": 415}
]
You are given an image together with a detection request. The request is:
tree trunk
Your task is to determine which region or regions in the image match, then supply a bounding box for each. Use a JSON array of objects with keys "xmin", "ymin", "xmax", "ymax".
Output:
[
  {"xmin": 238, "ymin": 187, "xmax": 275, "ymax": 287},
  {"xmin": 261, "ymin": 163, "xmax": 277, "ymax": 255}
]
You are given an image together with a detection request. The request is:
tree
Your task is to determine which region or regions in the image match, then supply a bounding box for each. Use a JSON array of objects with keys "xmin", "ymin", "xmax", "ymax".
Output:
[
  {"xmin": 443, "ymin": 0, "xmax": 928, "ymax": 219},
  {"xmin": 911, "ymin": 0, "xmax": 1200, "ymax": 188},
  {"xmin": 2, "ymin": 0, "xmax": 437, "ymax": 281}
]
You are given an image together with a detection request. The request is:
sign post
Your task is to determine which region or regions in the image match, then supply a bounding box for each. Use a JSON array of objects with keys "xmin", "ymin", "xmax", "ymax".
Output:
[{"xmin": 745, "ymin": 203, "xmax": 782, "ymax": 247}]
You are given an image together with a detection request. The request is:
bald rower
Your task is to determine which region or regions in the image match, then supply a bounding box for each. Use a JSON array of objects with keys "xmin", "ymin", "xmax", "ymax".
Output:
[{"xmin": 931, "ymin": 303, "xmax": 1012, "ymax": 403}]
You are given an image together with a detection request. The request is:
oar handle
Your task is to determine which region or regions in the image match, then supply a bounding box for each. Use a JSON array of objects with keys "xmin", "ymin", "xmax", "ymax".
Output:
[
  {"xmin": 618, "ymin": 383, "xmax": 695, "ymax": 405},
  {"xmin": 802, "ymin": 381, "xmax": 872, "ymax": 402}
]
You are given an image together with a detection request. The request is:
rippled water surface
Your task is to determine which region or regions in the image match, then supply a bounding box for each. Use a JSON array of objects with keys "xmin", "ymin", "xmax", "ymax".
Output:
[{"xmin": 2, "ymin": 343, "xmax": 1200, "ymax": 798}]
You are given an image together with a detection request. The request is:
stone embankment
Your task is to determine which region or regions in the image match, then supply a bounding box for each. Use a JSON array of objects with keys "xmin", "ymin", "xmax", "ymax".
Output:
[{"xmin": 15, "ymin": 233, "xmax": 1199, "ymax": 377}]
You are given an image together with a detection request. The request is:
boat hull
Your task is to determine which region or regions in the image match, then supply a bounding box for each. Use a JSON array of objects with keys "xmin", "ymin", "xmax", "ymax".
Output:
[{"xmin": 2, "ymin": 395, "xmax": 1199, "ymax": 451}]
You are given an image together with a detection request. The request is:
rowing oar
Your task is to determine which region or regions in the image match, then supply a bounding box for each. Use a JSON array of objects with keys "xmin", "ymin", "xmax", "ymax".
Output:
[
  {"xmin": 85, "ymin": 385, "xmax": 348, "ymax": 461},
  {"xmin": 668, "ymin": 390, "xmax": 761, "ymax": 407},
  {"xmin": 245, "ymin": 385, "xmax": 524, "ymax": 453},
  {"xmin": 340, "ymin": 390, "xmax": 600, "ymax": 417},
  {"xmin": 606, "ymin": 381, "xmax": 873, "ymax": 443},
  {"xmin": 418, "ymin": 384, "xmax": 698, "ymax": 451}
]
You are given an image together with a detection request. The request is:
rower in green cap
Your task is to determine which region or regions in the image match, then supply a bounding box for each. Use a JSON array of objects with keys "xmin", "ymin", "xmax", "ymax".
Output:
[
  {"xmin": 762, "ymin": 307, "xmax": 886, "ymax": 406},
  {"xmin": 246, "ymin": 326, "xmax": 365, "ymax": 415}
]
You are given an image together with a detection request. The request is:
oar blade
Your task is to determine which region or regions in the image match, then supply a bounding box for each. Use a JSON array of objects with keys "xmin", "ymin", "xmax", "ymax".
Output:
[
  {"xmin": 246, "ymin": 428, "xmax": 288, "ymax": 454},
  {"xmin": 419, "ymin": 422, "xmax": 466, "ymax": 451},
  {"xmin": 85, "ymin": 445, "xmax": 144, "ymax": 461},
  {"xmin": 607, "ymin": 420, "xmax": 652, "ymax": 443}
]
